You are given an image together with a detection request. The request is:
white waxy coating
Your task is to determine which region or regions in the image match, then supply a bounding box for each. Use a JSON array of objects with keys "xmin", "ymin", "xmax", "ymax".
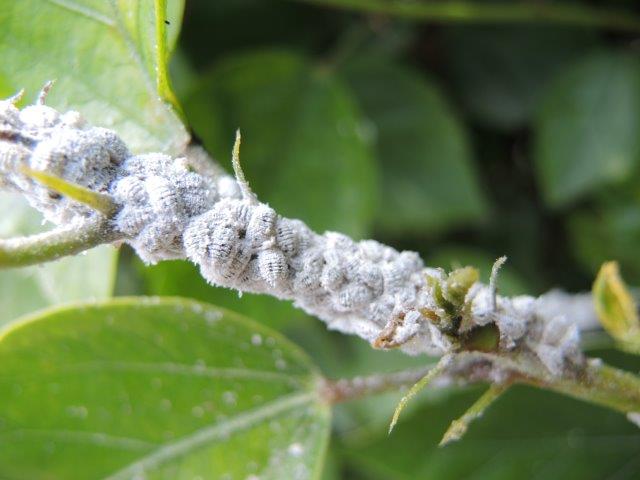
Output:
[{"xmin": 0, "ymin": 100, "xmax": 584, "ymax": 369}]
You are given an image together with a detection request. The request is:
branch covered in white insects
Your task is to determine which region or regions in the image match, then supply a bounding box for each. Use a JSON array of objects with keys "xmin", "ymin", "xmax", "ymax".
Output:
[
  {"xmin": 3, "ymin": 89, "xmax": 640, "ymax": 431},
  {"xmin": 0, "ymin": 91, "xmax": 587, "ymax": 365}
]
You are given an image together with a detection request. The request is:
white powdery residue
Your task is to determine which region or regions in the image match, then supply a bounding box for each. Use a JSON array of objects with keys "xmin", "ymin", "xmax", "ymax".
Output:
[
  {"xmin": 0, "ymin": 101, "xmax": 129, "ymax": 223},
  {"xmin": 627, "ymin": 412, "xmax": 640, "ymax": 428},
  {"xmin": 0, "ymin": 99, "xmax": 587, "ymax": 372},
  {"xmin": 287, "ymin": 442, "xmax": 304, "ymax": 457},
  {"xmin": 536, "ymin": 290, "xmax": 600, "ymax": 331},
  {"xmin": 526, "ymin": 314, "xmax": 582, "ymax": 375}
]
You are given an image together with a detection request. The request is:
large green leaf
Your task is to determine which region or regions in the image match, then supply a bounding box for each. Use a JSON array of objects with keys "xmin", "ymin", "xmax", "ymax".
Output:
[
  {"xmin": 343, "ymin": 57, "xmax": 487, "ymax": 234},
  {"xmin": 184, "ymin": 49, "xmax": 378, "ymax": 238},
  {"xmin": 0, "ymin": 297, "xmax": 331, "ymax": 479},
  {"xmin": 0, "ymin": 193, "xmax": 117, "ymax": 325},
  {"xmin": 343, "ymin": 384, "xmax": 640, "ymax": 480},
  {"xmin": 0, "ymin": 0, "xmax": 188, "ymax": 154},
  {"xmin": 443, "ymin": 25, "xmax": 597, "ymax": 130},
  {"xmin": 534, "ymin": 52, "xmax": 640, "ymax": 207},
  {"xmin": 569, "ymin": 202, "xmax": 640, "ymax": 284},
  {"xmin": 180, "ymin": 0, "xmax": 342, "ymax": 69}
]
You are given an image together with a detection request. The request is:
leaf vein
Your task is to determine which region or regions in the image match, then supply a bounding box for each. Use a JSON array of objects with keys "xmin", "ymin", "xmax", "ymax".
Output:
[{"xmin": 103, "ymin": 392, "xmax": 316, "ymax": 480}]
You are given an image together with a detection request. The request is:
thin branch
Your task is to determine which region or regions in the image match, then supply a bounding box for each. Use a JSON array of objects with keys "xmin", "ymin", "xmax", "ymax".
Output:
[
  {"xmin": 296, "ymin": 0, "xmax": 640, "ymax": 33},
  {"xmin": 525, "ymin": 361, "xmax": 640, "ymax": 416},
  {"xmin": 389, "ymin": 355, "xmax": 452, "ymax": 432},
  {"xmin": 321, "ymin": 353, "xmax": 640, "ymax": 431},
  {"xmin": 320, "ymin": 363, "xmax": 439, "ymax": 404},
  {"xmin": 440, "ymin": 383, "xmax": 508, "ymax": 446},
  {"xmin": 0, "ymin": 219, "xmax": 120, "ymax": 268}
]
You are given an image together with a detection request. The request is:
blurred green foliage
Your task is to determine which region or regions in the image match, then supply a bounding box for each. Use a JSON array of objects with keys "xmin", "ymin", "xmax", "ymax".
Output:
[{"xmin": 3, "ymin": 0, "xmax": 640, "ymax": 478}]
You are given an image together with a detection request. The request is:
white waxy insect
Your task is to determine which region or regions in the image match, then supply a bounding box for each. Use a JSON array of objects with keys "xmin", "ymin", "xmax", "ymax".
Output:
[
  {"xmin": 293, "ymin": 252, "xmax": 323, "ymax": 291},
  {"xmin": 257, "ymin": 248, "xmax": 288, "ymax": 289},
  {"xmin": 247, "ymin": 204, "xmax": 277, "ymax": 246},
  {"xmin": 320, "ymin": 264, "xmax": 346, "ymax": 292},
  {"xmin": 275, "ymin": 218, "xmax": 301, "ymax": 256},
  {"xmin": 357, "ymin": 264, "xmax": 384, "ymax": 295},
  {"xmin": 335, "ymin": 284, "xmax": 372, "ymax": 311}
]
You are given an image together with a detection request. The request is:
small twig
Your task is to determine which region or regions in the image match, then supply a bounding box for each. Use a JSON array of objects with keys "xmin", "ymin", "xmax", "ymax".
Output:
[
  {"xmin": 524, "ymin": 361, "xmax": 640, "ymax": 417},
  {"xmin": 440, "ymin": 383, "xmax": 509, "ymax": 446},
  {"xmin": 322, "ymin": 351, "xmax": 640, "ymax": 436},
  {"xmin": 20, "ymin": 167, "xmax": 118, "ymax": 216},
  {"xmin": 320, "ymin": 363, "xmax": 440, "ymax": 404},
  {"xmin": 7, "ymin": 89, "xmax": 25, "ymax": 105},
  {"xmin": 489, "ymin": 255, "xmax": 507, "ymax": 312},
  {"xmin": 231, "ymin": 129, "xmax": 258, "ymax": 204},
  {"xmin": 0, "ymin": 219, "xmax": 120, "ymax": 268},
  {"xmin": 389, "ymin": 355, "xmax": 452, "ymax": 433},
  {"xmin": 37, "ymin": 80, "xmax": 55, "ymax": 105}
]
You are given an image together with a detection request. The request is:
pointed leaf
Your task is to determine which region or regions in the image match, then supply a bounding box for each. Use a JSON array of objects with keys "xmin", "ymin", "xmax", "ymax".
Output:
[
  {"xmin": 440, "ymin": 383, "xmax": 508, "ymax": 446},
  {"xmin": 593, "ymin": 261, "xmax": 640, "ymax": 353}
]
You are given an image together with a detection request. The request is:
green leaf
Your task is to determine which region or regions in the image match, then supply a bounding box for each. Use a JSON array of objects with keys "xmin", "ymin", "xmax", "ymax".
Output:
[
  {"xmin": 443, "ymin": 25, "xmax": 597, "ymax": 129},
  {"xmin": 342, "ymin": 57, "xmax": 487, "ymax": 234},
  {"xmin": 593, "ymin": 261, "xmax": 640, "ymax": 353},
  {"xmin": 344, "ymin": 384, "xmax": 640, "ymax": 480},
  {"xmin": 20, "ymin": 167, "xmax": 117, "ymax": 216},
  {"xmin": 139, "ymin": 259, "xmax": 309, "ymax": 331},
  {"xmin": 568, "ymin": 201, "xmax": 640, "ymax": 285},
  {"xmin": 0, "ymin": 0, "xmax": 188, "ymax": 154},
  {"xmin": 534, "ymin": 52, "xmax": 640, "ymax": 207},
  {"xmin": 0, "ymin": 297, "xmax": 331, "ymax": 479},
  {"xmin": 0, "ymin": 193, "xmax": 117, "ymax": 325},
  {"xmin": 184, "ymin": 49, "xmax": 378, "ymax": 238},
  {"xmin": 179, "ymin": 0, "xmax": 342, "ymax": 67}
]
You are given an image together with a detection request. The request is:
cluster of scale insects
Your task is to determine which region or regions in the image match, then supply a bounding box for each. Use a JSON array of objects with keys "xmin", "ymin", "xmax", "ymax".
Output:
[{"xmin": 0, "ymin": 88, "xmax": 585, "ymax": 367}]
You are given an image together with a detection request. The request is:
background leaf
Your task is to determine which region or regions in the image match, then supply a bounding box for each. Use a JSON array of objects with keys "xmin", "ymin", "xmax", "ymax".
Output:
[
  {"xmin": 342, "ymin": 57, "xmax": 487, "ymax": 234},
  {"xmin": 0, "ymin": 297, "xmax": 331, "ymax": 479},
  {"xmin": 0, "ymin": 0, "xmax": 188, "ymax": 154},
  {"xmin": 184, "ymin": 49, "xmax": 378, "ymax": 238},
  {"xmin": 534, "ymin": 52, "xmax": 640, "ymax": 207},
  {"xmin": 443, "ymin": 25, "xmax": 597, "ymax": 130}
]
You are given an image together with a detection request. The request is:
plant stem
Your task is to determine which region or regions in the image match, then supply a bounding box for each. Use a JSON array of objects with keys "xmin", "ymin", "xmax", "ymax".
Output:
[
  {"xmin": 320, "ymin": 363, "xmax": 439, "ymax": 403},
  {"xmin": 297, "ymin": 0, "xmax": 640, "ymax": 33},
  {"xmin": 527, "ymin": 361, "xmax": 640, "ymax": 415},
  {"xmin": 322, "ymin": 354, "xmax": 640, "ymax": 422},
  {"xmin": 0, "ymin": 219, "xmax": 119, "ymax": 268},
  {"xmin": 440, "ymin": 383, "xmax": 508, "ymax": 445}
]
